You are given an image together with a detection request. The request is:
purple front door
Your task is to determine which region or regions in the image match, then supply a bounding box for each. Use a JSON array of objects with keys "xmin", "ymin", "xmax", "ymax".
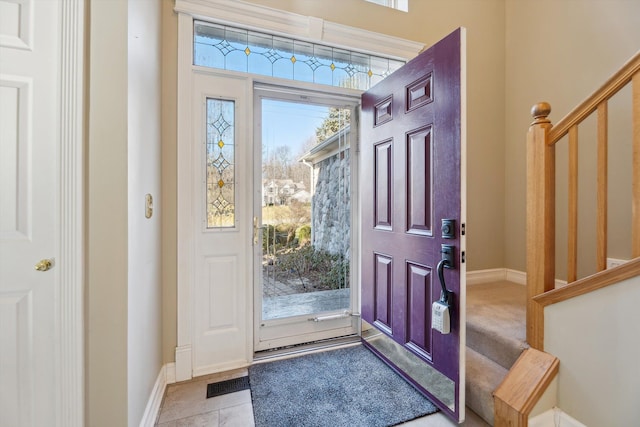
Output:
[{"xmin": 360, "ymin": 28, "xmax": 466, "ymax": 422}]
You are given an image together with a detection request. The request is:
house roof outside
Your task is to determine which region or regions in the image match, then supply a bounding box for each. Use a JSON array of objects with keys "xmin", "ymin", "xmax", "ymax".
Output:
[{"xmin": 299, "ymin": 125, "xmax": 351, "ymax": 165}]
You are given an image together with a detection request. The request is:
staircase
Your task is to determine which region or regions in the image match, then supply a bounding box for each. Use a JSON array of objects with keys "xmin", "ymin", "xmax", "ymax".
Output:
[
  {"xmin": 465, "ymin": 280, "xmax": 528, "ymax": 425},
  {"xmin": 463, "ymin": 51, "xmax": 640, "ymax": 426}
]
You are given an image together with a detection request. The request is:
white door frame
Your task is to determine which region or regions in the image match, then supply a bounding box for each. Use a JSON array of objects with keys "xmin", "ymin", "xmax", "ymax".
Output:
[
  {"xmin": 57, "ymin": 0, "xmax": 85, "ymax": 425},
  {"xmin": 253, "ymin": 86, "xmax": 361, "ymax": 351},
  {"xmin": 174, "ymin": 0, "xmax": 423, "ymax": 381}
]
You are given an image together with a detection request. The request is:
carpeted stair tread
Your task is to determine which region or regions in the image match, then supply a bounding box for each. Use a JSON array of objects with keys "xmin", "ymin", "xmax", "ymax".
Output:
[
  {"xmin": 467, "ymin": 322, "xmax": 528, "ymax": 370},
  {"xmin": 466, "ymin": 281, "xmax": 528, "ymax": 369},
  {"xmin": 466, "ymin": 346, "xmax": 509, "ymax": 426}
]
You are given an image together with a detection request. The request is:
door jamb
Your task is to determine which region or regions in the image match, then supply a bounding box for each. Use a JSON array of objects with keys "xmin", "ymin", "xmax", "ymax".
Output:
[{"xmin": 58, "ymin": 0, "xmax": 85, "ymax": 425}]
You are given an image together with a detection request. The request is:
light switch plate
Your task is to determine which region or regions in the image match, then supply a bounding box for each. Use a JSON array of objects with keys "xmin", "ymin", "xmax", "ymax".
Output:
[{"xmin": 145, "ymin": 194, "xmax": 153, "ymax": 218}]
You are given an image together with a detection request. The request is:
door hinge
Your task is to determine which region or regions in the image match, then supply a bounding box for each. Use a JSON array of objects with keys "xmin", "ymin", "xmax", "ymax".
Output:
[
  {"xmin": 461, "ymin": 251, "xmax": 466, "ymax": 263},
  {"xmin": 461, "ymin": 223, "xmax": 466, "ymax": 236}
]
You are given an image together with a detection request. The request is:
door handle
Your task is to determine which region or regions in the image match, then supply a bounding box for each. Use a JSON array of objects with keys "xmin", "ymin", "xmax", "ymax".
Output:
[
  {"xmin": 436, "ymin": 244, "xmax": 454, "ymax": 307},
  {"xmin": 35, "ymin": 259, "xmax": 54, "ymax": 272},
  {"xmin": 253, "ymin": 217, "xmax": 259, "ymax": 245}
]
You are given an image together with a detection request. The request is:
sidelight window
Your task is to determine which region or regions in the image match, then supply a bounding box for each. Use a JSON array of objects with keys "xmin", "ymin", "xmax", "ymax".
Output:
[{"xmin": 206, "ymin": 98, "xmax": 235, "ymax": 228}]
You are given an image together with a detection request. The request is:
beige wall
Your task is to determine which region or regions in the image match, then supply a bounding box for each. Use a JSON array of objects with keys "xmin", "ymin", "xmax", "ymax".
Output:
[
  {"xmin": 87, "ymin": 0, "xmax": 129, "ymax": 424},
  {"xmin": 160, "ymin": 0, "xmax": 507, "ymax": 363},
  {"xmin": 161, "ymin": 0, "xmax": 179, "ymax": 365},
  {"xmin": 504, "ymin": 0, "xmax": 640, "ymax": 275},
  {"xmin": 87, "ymin": 0, "xmax": 163, "ymax": 425}
]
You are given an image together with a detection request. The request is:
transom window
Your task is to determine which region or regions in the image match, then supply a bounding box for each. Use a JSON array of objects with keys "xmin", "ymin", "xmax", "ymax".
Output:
[
  {"xmin": 194, "ymin": 21, "xmax": 405, "ymax": 90},
  {"xmin": 365, "ymin": 0, "xmax": 408, "ymax": 13}
]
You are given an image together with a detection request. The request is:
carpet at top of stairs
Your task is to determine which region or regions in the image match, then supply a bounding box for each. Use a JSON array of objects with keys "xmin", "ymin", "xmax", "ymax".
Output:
[{"xmin": 249, "ymin": 345, "xmax": 438, "ymax": 427}]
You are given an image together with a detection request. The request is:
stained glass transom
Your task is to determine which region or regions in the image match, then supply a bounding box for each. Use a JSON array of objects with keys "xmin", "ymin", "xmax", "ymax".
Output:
[
  {"xmin": 206, "ymin": 98, "xmax": 235, "ymax": 228},
  {"xmin": 194, "ymin": 21, "xmax": 405, "ymax": 90}
]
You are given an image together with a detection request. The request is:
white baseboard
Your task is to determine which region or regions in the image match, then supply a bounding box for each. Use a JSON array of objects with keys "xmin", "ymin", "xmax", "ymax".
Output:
[
  {"xmin": 506, "ymin": 269, "xmax": 527, "ymax": 285},
  {"xmin": 467, "ymin": 268, "xmax": 507, "ymax": 285},
  {"xmin": 467, "ymin": 268, "xmax": 567, "ymax": 288},
  {"xmin": 139, "ymin": 363, "xmax": 175, "ymax": 427},
  {"xmin": 466, "ymin": 268, "xmax": 527, "ymax": 285}
]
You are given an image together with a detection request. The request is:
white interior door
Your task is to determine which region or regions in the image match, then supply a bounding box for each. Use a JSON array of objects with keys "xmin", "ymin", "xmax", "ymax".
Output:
[
  {"xmin": 0, "ymin": 1, "xmax": 61, "ymax": 425},
  {"xmin": 191, "ymin": 71, "xmax": 253, "ymax": 376}
]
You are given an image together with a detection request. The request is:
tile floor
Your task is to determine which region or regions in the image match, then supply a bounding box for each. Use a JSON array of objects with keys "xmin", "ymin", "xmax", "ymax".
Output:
[{"xmin": 155, "ymin": 365, "xmax": 490, "ymax": 427}]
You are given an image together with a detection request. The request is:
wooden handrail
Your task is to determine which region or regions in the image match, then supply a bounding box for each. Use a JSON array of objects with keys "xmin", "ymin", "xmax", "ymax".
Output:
[
  {"xmin": 548, "ymin": 51, "xmax": 640, "ymax": 144},
  {"xmin": 526, "ymin": 51, "xmax": 640, "ymax": 351},
  {"xmin": 533, "ymin": 257, "xmax": 640, "ymax": 307},
  {"xmin": 494, "ymin": 348, "xmax": 559, "ymax": 427}
]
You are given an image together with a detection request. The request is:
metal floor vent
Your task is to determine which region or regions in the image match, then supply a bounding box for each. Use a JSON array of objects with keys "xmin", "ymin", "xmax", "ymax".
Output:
[{"xmin": 206, "ymin": 376, "xmax": 250, "ymax": 399}]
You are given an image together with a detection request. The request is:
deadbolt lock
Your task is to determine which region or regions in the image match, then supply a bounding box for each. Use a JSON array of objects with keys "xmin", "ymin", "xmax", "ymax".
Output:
[{"xmin": 441, "ymin": 219, "xmax": 456, "ymax": 239}]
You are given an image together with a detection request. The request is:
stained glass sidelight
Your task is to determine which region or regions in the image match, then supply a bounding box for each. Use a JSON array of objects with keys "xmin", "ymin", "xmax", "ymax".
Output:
[
  {"xmin": 206, "ymin": 98, "xmax": 235, "ymax": 228},
  {"xmin": 194, "ymin": 21, "xmax": 405, "ymax": 90}
]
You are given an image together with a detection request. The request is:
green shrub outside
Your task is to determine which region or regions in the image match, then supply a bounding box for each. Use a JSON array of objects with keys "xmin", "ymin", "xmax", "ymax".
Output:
[{"xmin": 296, "ymin": 225, "xmax": 311, "ymax": 244}]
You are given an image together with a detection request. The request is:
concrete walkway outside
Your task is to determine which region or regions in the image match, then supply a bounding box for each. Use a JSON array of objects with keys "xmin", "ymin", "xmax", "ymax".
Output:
[{"xmin": 263, "ymin": 288, "xmax": 350, "ymax": 320}]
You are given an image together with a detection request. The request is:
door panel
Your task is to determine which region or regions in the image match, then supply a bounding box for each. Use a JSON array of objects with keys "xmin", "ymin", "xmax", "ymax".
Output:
[
  {"xmin": 373, "ymin": 253, "xmax": 392, "ymax": 333},
  {"xmin": 0, "ymin": 1, "xmax": 60, "ymax": 425},
  {"xmin": 406, "ymin": 262, "xmax": 432, "ymax": 358},
  {"xmin": 374, "ymin": 140, "xmax": 393, "ymax": 229},
  {"xmin": 360, "ymin": 28, "xmax": 466, "ymax": 422}
]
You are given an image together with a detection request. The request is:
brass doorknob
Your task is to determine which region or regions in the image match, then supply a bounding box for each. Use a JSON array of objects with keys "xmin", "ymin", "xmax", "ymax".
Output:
[{"xmin": 35, "ymin": 259, "xmax": 53, "ymax": 271}]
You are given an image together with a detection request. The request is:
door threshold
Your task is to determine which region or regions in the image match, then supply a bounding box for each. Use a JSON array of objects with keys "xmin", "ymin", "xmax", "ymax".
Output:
[{"xmin": 253, "ymin": 335, "xmax": 360, "ymax": 364}]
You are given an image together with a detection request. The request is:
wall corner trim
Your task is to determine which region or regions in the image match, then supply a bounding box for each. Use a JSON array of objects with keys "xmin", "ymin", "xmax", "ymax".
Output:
[
  {"xmin": 59, "ymin": 0, "xmax": 85, "ymax": 425},
  {"xmin": 175, "ymin": 345, "xmax": 193, "ymax": 382}
]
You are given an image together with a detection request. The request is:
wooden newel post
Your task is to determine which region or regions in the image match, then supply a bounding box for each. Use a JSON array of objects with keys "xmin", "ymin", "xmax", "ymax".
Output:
[{"xmin": 526, "ymin": 102, "xmax": 555, "ymax": 351}]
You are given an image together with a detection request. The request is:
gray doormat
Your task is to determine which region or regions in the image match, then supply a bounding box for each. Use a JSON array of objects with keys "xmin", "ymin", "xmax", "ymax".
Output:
[
  {"xmin": 249, "ymin": 345, "xmax": 438, "ymax": 427},
  {"xmin": 206, "ymin": 376, "xmax": 250, "ymax": 399}
]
